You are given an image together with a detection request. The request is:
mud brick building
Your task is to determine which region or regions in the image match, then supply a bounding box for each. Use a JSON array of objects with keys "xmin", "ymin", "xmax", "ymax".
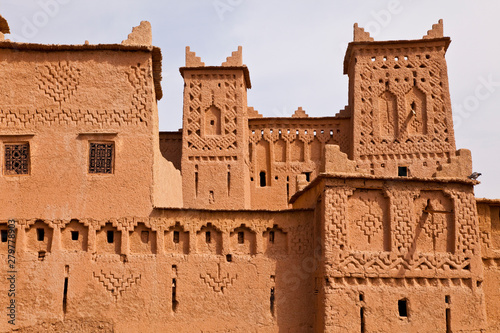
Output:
[{"xmin": 0, "ymin": 16, "xmax": 498, "ymax": 332}]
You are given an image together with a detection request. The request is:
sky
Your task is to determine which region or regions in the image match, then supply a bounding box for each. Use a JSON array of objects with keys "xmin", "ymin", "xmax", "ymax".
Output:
[{"xmin": 1, "ymin": 0, "xmax": 500, "ymax": 198}]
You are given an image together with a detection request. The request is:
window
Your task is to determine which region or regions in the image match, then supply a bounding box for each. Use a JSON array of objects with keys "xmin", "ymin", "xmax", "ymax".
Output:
[
  {"xmin": 37, "ymin": 228, "xmax": 45, "ymax": 241},
  {"xmin": 238, "ymin": 231, "xmax": 244, "ymax": 244},
  {"xmin": 398, "ymin": 299, "xmax": 408, "ymax": 317},
  {"xmin": 89, "ymin": 142, "xmax": 114, "ymax": 174},
  {"xmin": 304, "ymin": 172, "xmax": 311, "ymax": 182},
  {"xmin": 269, "ymin": 231, "xmax": 275, "ymax": 244},
  {"xmin": 1, "ymin": 230, "xmax": 7, "ymax": 242},
  {"xmin": 71, "ymin": 231, "xmax": 79, "ymax": 241},
  {"xmin": 4, "ymin": 143, "xmax": 29, "ymax": 175},
  {"xmin": 141, "ymin": 231, "xmax": 149, "ymax": 243},
  {"xmin": 260, "ymin": 171, "xmax": 266, "ymax": 187},
  {"xmin": 107, "ymin": 230, "xmax": 114, "ymax": 243},
  {"xmin": 205, "ymin": 231, "xmax": 211, "ymax": 243},
  {"xmin": 173, "ymin": 231, "xmax": 180, "ymax": 243},
  {"xmin": 398, "ymin": 166, "xmax": 408, "ymax": 177}
]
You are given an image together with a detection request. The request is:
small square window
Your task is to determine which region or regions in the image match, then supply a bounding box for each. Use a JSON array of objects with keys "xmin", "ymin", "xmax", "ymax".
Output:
[
  {"xmin": 398, "ymin": 299, "xmax": 408, "ymax": 317},
  {"xmin": 71, "ymin": 231, "xmax": 79, "ymax": 241},
  {"xmin": 1, "ymin": 229, "xmax": 8, "ymax": 242},
  {"xmin": 4, "ymin": 143, "xmax": 29, "ymax": 175},
  {"xmin": 89, "ymin": 142, "xmax": 114, "ymax": 174},
  {"xmin": 398, "ymin": 166, "xmax": 408, "ymax": 177}
]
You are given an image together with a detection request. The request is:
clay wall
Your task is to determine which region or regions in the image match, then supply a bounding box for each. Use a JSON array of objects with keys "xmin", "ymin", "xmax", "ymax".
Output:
[
  {"xmin": 0, "ymin": 44, "xmax": 172, "ymax": 220},
  {"xmin": 345, "ymin": 26, "xmax": 458, "ymax": 179},
  {"xmin": 0, "ymin": 209, "xmax": 315, "ymax": 332},
  {"xmin": 477, "ymin": 199, "xmax": 500, "ymax": 332},
  {"xmin": 307, "ymin": 176, "xmax": 485, "ymax": 332},
  {"xmin": 160, "ymin": 131, "xmax": 182, "ymax": 171},
  {"xmin": 247, "ymin": 116, "xmax": 350, "ymax": 210},
  {"xmin": 180, "ymin": 64, "xmax": 251, "ymax": 210}
]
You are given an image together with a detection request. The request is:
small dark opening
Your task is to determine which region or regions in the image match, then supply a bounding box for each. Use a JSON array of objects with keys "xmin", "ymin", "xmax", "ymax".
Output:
[
  {"xmin": 205, "ymin": 231, "xmax": 211, "ymax": 243},
  {"xmin": 71, "ymin": 231, "xmax": 79, "ymax": 241},
  {"xmin": 172, "ymin": 278, "xmax": 178, "ymax": 312},
  {"xmin": 398, "ymin": 299, "xmax": 408, "ymax": 317},
  {"xmin": 210, "ymin": 120, "xmax": 215, "ymax": 125},
  {"xmin": 398, "ymin": 166, "xmax": 408, "ymax": 177},
  {"xmin": 38, "ymin": 251, "xmax": 46, "ymax": 260},
  {"xmin": 141, "ymin": 231, "xmax": 149, "ymax": 243},
  {"xmin": 304, "ymin": 172, "xmax": 311, "ymax": 182},
  {"xmin": 359, "ymin": 293, "xmax": 364, "ymax": 302},
  {"xmin": 1, "ymin": 230, "xmax": 7, "ymax": 242},
  {"xmin": 446, "ymin": 308, "xmax": 451, "ymax": 333},
  {"xmin": 269, "ymin": 231, "xmax": 275, "ymax": 243},
  {"xmin": 260, "ymin": 171, "xmax": 266, "ymax": 187},
  {"xmin": 238, "ymin": 231, "xmax": 244, "ymax": 244},
  {"xmin": 37, "ymin": 228, "xmax": 45, "ymax": 241},
  {"xmin": 107, "ymin": 230, "xmax": 114, "ymax": 243},
  {"xmin": 194, "ymin": 171, "xmax": 199, "ymax": 197},
  {"xmin": 63, "ymin": 277, "xmax": 68, "ymax": 314},
  {"xmin": 360, "ymin": 307, "xmax": 365, "ymax": 333},
  {"xmin": 226, "ymin": 254, "xmax": 232, "ymax": 262},
  {"xmin": 270, "ymin": 287, "xmax": 275, "ymax": 317},
  {"xmin": 173, "ymin": 231, "xmax": 180, "ymax": 243},
  {"xmin": 445, "ymin": 295, "xmax": 450, "ymax": 304}
]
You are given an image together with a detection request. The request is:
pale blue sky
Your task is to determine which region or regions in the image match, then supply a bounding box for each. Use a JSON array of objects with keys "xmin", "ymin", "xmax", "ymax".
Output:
[{"xmin": 2, "ymin": 0, "xmax": 499, "ymax": 198}]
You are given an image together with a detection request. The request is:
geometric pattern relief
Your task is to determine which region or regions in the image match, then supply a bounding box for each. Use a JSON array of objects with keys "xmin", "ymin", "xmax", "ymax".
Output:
[
  {"xmin": 0, "ymin": 108, "xmax": 149, "ymax": 127},
  {"xmin": 185, "ymin": 75, "xmax": 238, "ymax": 151},
  {"xmin": 334, "ymin": 252, "xmax": 471, "ymax": 277},
  {"xmin": 37, "ymin": 61, "xmax": 81, "ymax": 105},
  {"xmin": 93, "ymin": 270, "xmax": 141, "ymax": 301},
  {"xmin": 355, "ymin": 50, "xmax": 455, "ymax": 159},
  {"xmin": 200, "ymin": 264, "xmax": 237, "ymax": 294},
  {"xmin": 452, "ymin": 192, "xmax": 480, "ymax": 255}
]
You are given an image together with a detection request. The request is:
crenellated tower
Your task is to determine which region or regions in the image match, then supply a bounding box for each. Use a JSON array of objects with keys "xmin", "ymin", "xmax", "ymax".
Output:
[
  {"xmin": 180, "ymin": 47, "xmax": 251, "ymax": 209},
  {"xmin": 345, "ymin": 20, "xmax": 458, "ymax": 178}
]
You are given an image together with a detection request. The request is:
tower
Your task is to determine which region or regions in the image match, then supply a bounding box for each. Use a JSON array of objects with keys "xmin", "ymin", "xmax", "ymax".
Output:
[
  {"xmin": 345, "ymin": 20, "xmax": 457, "ymax": 178},
  {"xmin": 180, "ymin": 46, "xmax": 251, "ymax": 209}
]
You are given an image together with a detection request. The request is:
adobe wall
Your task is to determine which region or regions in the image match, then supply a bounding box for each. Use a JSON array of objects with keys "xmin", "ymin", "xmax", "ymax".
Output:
[
  {"xmin": 302, "ymin": 176, "xmax": 485, "ymax": 332},
  {"xmin": 0, "ymin": 43, "xmax": 181, "ymax": 219},
  {"xmin": 248, "ymin": 116, "xmax": 350, "ymax": 210},
  {"xmin": 477, "ymin": 199, "xmax": 500, "ymax": 332},
  {"xmin": 345, "ymin": 22, "xmax": 458, "ymax": 179},
  {"xmin": 0, "ymin": 209, "xmax": 314, "ymax": 332}
]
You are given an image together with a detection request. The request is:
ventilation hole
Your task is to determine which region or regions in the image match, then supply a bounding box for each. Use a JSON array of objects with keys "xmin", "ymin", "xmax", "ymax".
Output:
[
  {"xmin": 270, "ymin": 287, "xmax": 275, "ymax": 317},
  {"xmin": 269, "ymin": 231, "xmax": 275, "ymax": 244},
  {"xmin": 398, "ymin": 166, "xmax": 408, "ymax": 177},
  {"xmin": 1, "ymin": 230, "xmax": 7, "ymax": 242},
  {"xmin": 260, "ymin": 171, "xmax": 267, "ymax": 187},
  {"xmin": 37, "ymin": 228, "xmax": 45, "ymax": 241},
  {"xmin": 107, "ymin": 230, "xmax": 114, "ymax": 244},
  {"xmin": 71, "ymin": 231, "xmax": 79, "ymax": 241},
  {"xmin": 172, "ymin": 278, "xmax": 178, "ymax": 312},
  {"xmin": 398, "ymin": 299, "xmax": 408, "ymax": 317},
  {"xmin": 173, "ymin": 231, "xmax": 179, "ymax": 243},
  {"xmin": 38, "ymin": 251, "xmax": 46, "ymax": 261},
  {"xmin": 63, "ymin": 276, "xmax": 68, "ymax": 314},
  {"xmin": 238, "ymin": 231, "xmax": 244, "ymax": 244},
  {"xmin": 226, "ymin": 254, "xmax": 232, "ymax": 262},
  {"xmin": 205, "ymin": 231, "xmax": 211, "ymax": 243}
]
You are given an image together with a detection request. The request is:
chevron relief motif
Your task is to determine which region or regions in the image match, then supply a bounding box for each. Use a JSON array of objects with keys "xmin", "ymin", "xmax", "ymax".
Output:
[
  {"xmin": 93, "ymin": 270, "xmax": 141, "ymax": 301},
  {"xmin": 200, "ymin": 264, "xmax": 237, "ymax": 293}
]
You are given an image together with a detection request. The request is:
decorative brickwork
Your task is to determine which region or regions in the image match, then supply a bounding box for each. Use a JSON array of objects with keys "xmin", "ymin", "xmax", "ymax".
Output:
[
  {"xmin": 37, "ymin": 61, "xmax": 81, "ymax": 105},
  {"xmin": 93, "ymin": 270, "xmax": 141, "ymax": 301}
]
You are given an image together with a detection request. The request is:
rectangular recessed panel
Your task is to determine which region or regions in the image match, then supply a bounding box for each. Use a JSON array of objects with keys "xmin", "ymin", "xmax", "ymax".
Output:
[
  {"xmin": 5, "ymin": 143, "xmax": 29, "ymax": 175},
  {"xmin": 89, "ymin": 142, "xmax": 114, "ymax": 174}
]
